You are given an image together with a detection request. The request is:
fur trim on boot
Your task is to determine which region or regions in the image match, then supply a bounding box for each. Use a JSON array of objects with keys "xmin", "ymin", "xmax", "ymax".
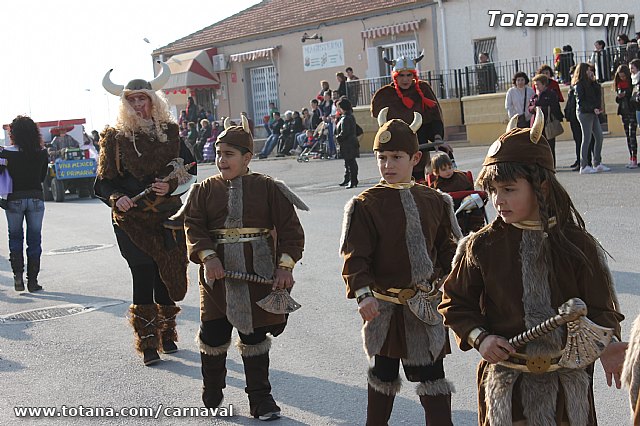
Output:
[
  {"xmin": 128, "ymin": 304, "xmax": 160, "ymax": 353},
  {"xmin": 416, "ymin": 378, "xmax": 455, "ymax": 396},
  {"xmin": 367, "ymin": 368, "xmax": 402, "ymax": 396},
  {"xmin": 236, "ymin": 336, "xmax": 272, "ymax": 357},
  {"xmin": 157, "ymin": 305, "xmax": 180, "ymax": 353},
  {"xmin": 196, "ymin": 334, "xmax": 231, "ymax": 356}
]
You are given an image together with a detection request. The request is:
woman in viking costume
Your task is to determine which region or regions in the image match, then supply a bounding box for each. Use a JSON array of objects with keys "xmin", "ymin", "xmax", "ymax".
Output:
[
  {"xmin": 340, "ymin": 108, "xmax": 461, "ymax": 425},
  {"xmin": 439, "ymin": 109, "xmax": 626, "ymax": 425},
  {"xmin": 95, "ymin": 62, "xmax": 197, "ymax": 366},
  {"xmin": 370, "ymin": 53, "xmax": 447, "ymax": 180},
  {"xmin": 182, "ymin": 118, "xmax": 306, "ymax": 421}
]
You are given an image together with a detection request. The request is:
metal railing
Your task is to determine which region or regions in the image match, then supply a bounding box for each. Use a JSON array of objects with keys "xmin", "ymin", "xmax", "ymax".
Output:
[{"xmin": 346, "ymin": 45, "xmax": 638, "ymax": 104}]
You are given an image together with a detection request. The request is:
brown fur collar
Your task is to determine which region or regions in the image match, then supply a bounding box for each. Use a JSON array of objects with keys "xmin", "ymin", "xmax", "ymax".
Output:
[{"xmin": 97, "ymin": 123, "xmax": 180, "ymax": 180}]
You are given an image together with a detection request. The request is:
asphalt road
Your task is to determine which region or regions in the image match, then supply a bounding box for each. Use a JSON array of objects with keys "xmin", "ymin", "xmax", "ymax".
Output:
[{"xmin": 1, "ymin": 137, "xmax": 638, "ymax": 425}]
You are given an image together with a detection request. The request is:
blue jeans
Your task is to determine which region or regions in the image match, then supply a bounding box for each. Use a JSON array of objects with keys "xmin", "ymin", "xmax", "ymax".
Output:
[
  {"xmin": 5, "ymin": 198, "xmax": 45, "ymax": 258},
  {"xmin": 260, "ymin": 133, "xmax": 280, "ymax": 156}
]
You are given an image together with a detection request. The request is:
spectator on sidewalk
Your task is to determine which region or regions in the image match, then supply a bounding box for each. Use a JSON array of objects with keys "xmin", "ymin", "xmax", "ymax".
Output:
[
  {"xmin": 505, "ymin": 71, "xmax": 534, "ymax": 124},
  {"xmin": 310, "ymin": 99, "xmax": 322, "ymax": 130},
  {"xmin": 335, "ymin": 72, "xmax": 347, "ymax": 98},
  {"xmin": 613, "ymin": 64, "xmax": 638, "ymax": 168},
  {"xmin": 476, "ymin": 52, "xmax": 498, "ymax": 94},
  {"xmin": 258, "ymin": 111, "xmax": 284, "ymax": 159},
  {"xmin": 590, "ymin": 40, "xmax": 611, "ymax": 82},
  {"xmin": 346, "ymin": 67, "xmax": 360, "ymax": 106},
  {"xmin": 317, "ymin": 80, "xmax": 330, "ymax": 101},
  {"xmin": 534, "ymin": 64, "xmax": 564, "ymax": 102}
]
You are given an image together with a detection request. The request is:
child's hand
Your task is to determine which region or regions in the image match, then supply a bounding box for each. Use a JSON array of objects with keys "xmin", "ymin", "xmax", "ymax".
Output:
[
  {"xmin": 600, "ymin": 341, "xmax": 628, "ymax": 388},
  {"xmin": 478, "ymin": 335, "xmax": 515, "ymax": 363},
  {"xmin": 204, "ymin": 257, "xmax": 224, "ymax": 288},
  {"xmin": 358, "ymin": 296, "xmax": 380, "ymax": 322},
  {"xmin": 273, "ymin": 268, "xmax": 294, "ymax": 290}
]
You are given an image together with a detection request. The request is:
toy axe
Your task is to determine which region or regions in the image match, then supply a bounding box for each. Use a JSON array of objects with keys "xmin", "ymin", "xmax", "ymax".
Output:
[
  {"xmin": 509, "ymin": 298, "xmax": 614, "ymax": 369},
  {"xmin": 130, "ymin": 158, "xmax": 196, "ymax": 203},
  {"xmin": 222, "ymin": 270, "xmax": 301, "ymax": 315}
]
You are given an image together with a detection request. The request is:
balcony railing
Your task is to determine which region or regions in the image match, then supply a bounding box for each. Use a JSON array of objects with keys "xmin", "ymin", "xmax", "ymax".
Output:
[{"xmin": 346, "ymin": 45, "xmax": 636, "ymax": 104}]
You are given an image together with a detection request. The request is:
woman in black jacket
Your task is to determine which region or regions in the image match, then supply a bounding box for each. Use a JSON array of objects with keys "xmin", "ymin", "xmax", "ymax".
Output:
[
  {"xmin": 529, "ymin": 74, "xmax": 563, "ymax": 166},
  {"xmin": 335, "ymin": 98, "xmax": 359, "ymax": 188},
  {"xmin": 613, "ymin": 64, "xmax": 638, "ymax": 168},
  {"xmin": 573, "ymin": 62, "xmax": 609, "ymax": 174},
  {"xmin": 1, "ymin": 116, "xmax": 49, "ymax": 292}
]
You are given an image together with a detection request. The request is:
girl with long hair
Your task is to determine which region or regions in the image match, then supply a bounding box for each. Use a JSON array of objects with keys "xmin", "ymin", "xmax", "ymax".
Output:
[
  {"xmin": 2, "ymin": 115, "xmax": 49, "ymax": 292},
  {"xmin": 440, "ymin": 118, "xmax": 625, "ymax": 424},
  {"xmin": 572, "ymin": 62, "xmax": 610, "ymax": 174}
]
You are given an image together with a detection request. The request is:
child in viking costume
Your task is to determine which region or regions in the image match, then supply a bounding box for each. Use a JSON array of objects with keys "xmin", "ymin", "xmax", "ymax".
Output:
[
  {"xmin": 95, "ymin": 62, "xmax": 197, "ymax": 366},
  {"xmin": 370, "ymin": 53, "xmax": 448, "ymax": 180},
  {"xmin": 340, "ymin": 108, "xmax": 461, "ymax": 425},
  {"xmin": 183, "ymin": 117, "xmax": 307, "ymax": 421},
  {"xmin": 439, "ymin": 108, "xmax": 626, "ymax": 425}
]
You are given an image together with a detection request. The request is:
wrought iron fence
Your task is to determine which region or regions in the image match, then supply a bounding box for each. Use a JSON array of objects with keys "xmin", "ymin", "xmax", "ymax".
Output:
[{"xmin": 346, "ymin": 45, "xmax": 639, "ymax": 104}]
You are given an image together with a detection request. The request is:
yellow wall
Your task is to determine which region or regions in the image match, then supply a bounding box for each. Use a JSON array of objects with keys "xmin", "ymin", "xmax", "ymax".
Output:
[{"xmin": 353, "ymin": 106, "xmax": 375, "ymax": 152}]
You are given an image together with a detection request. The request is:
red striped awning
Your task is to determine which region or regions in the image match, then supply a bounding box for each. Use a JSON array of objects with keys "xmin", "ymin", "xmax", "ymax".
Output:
[
  {"xmin": 163, "ymin": 48, "xmax": 220, "ymax": 92},
  {"xmin": 230, "ymin": 47, "xmax": 276, "ymax": 63},
  {"xmin": 361, "ymin": 20, "xmax": 421, "ymax": 40}
]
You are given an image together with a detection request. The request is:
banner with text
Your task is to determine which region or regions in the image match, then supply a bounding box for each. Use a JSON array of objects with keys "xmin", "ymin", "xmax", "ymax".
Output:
[{"xmin": 303, "ymin": 39, "xmax": 345, "ymax": 72}]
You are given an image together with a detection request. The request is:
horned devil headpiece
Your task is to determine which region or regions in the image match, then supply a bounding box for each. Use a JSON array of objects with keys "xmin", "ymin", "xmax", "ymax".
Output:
[
  {"xmin": 373, "ymin": 107, "xmax": 422, "ymax": 154},
  {"xmin": 102, "ymin": 61, "xmax": 171, "ymax": 97},
  {"xmin": 216, "ymin": 115, "xmax": 254, "ymax": 153},
  {"xmin": 483, "ymin": 107, "xmax": 555, "ymax": 172}
]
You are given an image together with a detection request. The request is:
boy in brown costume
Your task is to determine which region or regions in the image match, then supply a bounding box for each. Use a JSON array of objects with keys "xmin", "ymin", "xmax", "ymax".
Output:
[
  {"xmin": 183, "ymin": 117, "xmax": 307, "ymax": 421},
  {"xmin": 340, "ymin": 108, "xmax": 462, "ymax": 425}
]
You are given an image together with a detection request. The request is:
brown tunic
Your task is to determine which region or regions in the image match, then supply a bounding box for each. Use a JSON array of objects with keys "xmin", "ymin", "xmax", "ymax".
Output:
[
  {"xmin": 439, "ymin": 218, "xmax": 623, "ymax": 425},
  {"xmin": 371, "ymin": 81, "xmax": 444, "ymax": 175},
  {"xmin": 429, "ymin": 171, "xmax": 473, "ymax": 193},
  {"xmin": 341, "ymin": 183, "xmax": 458, "ymax": 360},
  {"xmin": 183, "ymin": 173, "xmax": 305, "ymax": 334}
]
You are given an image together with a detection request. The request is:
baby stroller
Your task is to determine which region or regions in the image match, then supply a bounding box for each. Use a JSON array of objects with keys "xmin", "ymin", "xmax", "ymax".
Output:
[
  {"xmin": 426, "ymin": 171, "xmax": 489, "ymax": 235},
  {"xmin": 297, "ymin": 121, "xmax": 329, "ymax": 163}
]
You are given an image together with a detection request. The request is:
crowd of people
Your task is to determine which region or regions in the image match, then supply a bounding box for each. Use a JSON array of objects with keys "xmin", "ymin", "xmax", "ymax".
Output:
[
  {"xmin": 505, "ymin": 35, "xmax": 640, "ymax": 174},
  {"xmin": 6, "ymin": 31, "xmax": 640, "ymax": 425}
]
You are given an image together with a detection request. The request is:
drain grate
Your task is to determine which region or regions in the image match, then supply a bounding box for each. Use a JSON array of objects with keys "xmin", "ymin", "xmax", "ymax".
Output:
[
  {"xmin": 46, "ymin": 244, "xmax": 114, "ymax": 255},
  {"xmin": 0, "ymin": 301, "xmax": 125, "ymax": 324}
]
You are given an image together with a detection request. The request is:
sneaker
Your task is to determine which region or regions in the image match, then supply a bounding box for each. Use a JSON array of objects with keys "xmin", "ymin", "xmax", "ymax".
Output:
[
  {"xmin": 631, "ymin": 158, "xmax": 638, "ymax": 169},
  {"xmin": 594, "ymin": 164, "xmax": 611, "ymax": 172},
  {"xmin": 579, "ymin": 166, "xmax": 597, "ymax": 174}
]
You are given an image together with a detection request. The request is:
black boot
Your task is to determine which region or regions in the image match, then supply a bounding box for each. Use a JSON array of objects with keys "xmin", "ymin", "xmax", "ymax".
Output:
[
  {"xmin": 129, "ymin": 304, "xmax": 160, "ymax": 366},
  {"xmin": 417, "ymin": 379, "xmax": 454, "ymax": 426},
  {"xmin": 10, "ymin": 253, "xmax": 24, "ymax": 291},
  {"xmin": 26, "ymin": 257, "xmax": 42, "ymax": 292},
  {"xmin": 198, "ymin": 335, "xmax": 230, "ymax": 408},
  {"xmin": 366, "ymin": 369, "xmax": 401, "ymax": 426},
  {"xmin": 158, "ymin": 305, "xmax": 180, "ymax": 354},
  {"xmin": 239, "ymin": 337, "xmax": 281, "ymax": 421},
  {"xmin": 339, "ymin": 171, "xmax": 350, "ymax": 186}
]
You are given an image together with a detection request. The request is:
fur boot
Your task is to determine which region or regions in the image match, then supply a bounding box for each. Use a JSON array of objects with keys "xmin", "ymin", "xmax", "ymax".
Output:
[
  {"xmin": 197, "ymin": 334, "xmax": 230, "ymax": 408},
  {"xmin": 129, "ymin": 304, "xmax": 160, "ymax": 365},
  {"xmin": 26, "ymin": 257, "xmax": 42, "ymax": 292},
  {"xmin": 157, "ymin": 305, "xmax": 180, "ymax": 354},
  {"xmin": 366, "ymin": 368, "xmax": 402, "ymax": 426},
  {"xmin": 9, "ymin": 253, "xmax": 24, "ymax": 291},
  {"xmin": 238, "ymin": 337, "xmax": 281, "ymax": 421},
  {"xmin": 416, "ymin": 379, "xmax": 455, "ymax": 426}
]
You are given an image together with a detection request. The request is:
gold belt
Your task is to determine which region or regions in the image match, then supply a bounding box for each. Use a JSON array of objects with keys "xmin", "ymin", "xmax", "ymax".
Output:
[
  {"xmin": 498, "ymin": 352, "xmax": 563, "ymax": 374},
  {"xmin": 373, "ymin": 287, "xmax": 417, "ymax": 305},
  {"xmin": 209, "ymin": 227, "xmax": 270, "ymax": 244}
]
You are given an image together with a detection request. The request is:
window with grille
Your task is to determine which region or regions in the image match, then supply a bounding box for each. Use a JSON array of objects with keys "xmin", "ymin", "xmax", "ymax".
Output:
[
  {"xmin": 606, "ymin": 15, "xmax": 635, "ymax": 46},
  {"xmin": 379, "ymin": 41, "xmax": 418, "ymax": 75},
  {"xmin": 250, "ymin": 66, "xmax": 278, "ymax": 125},
  {"xmin": 474, "ymin": 38, "xmax": 497, "ymax": 64}
]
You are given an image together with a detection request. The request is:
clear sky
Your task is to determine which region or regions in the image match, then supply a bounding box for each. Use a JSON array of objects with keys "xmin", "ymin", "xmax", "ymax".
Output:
[{"xmin": 0, "ymin": 0, "xmax": 261, "ymax": 132}]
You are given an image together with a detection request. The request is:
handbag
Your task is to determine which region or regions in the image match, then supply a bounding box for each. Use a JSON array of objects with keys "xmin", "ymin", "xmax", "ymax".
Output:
[
  {"xmin": 516, "ymin": 89, "xmax": 530, "ymax": 128},
  {"xmin": 544, "ymin": 106, "xmax": 564, "ymax": 140},
  {"xmin": 0, "ymin": 158, "xmax": 12, "ymax": 210}
]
